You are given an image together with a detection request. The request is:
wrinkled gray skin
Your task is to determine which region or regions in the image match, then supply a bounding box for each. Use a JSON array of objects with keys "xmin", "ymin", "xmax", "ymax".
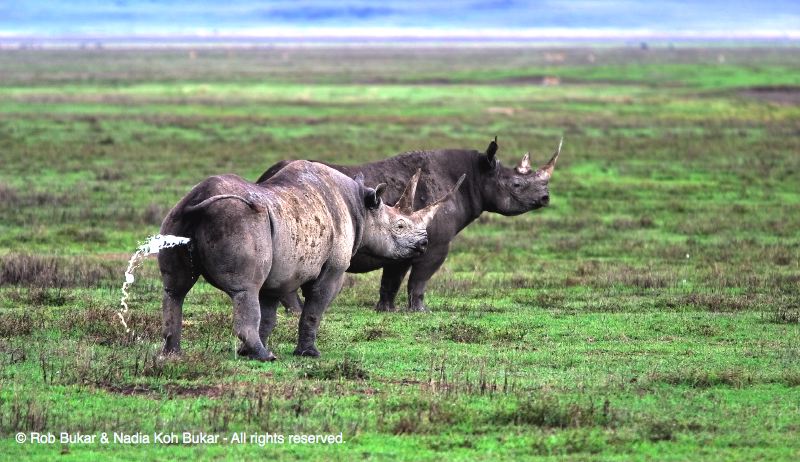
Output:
[
  {"xmin": 258, "ymin": 138, "xmax": 561, "ymax": 313},
  {"xmin": 158, "ymin": 160, "xmax": 461, "ymax": 361}
]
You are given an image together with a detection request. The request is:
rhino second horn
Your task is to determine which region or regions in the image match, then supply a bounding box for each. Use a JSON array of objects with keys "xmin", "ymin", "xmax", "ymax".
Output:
[
  {"xmin": 395, "ymin": 168, "xmax": 422, "ymax": 213},
  {"xmin": 515, "ymin": 152, "xmax": 531, "ymax": 174}
]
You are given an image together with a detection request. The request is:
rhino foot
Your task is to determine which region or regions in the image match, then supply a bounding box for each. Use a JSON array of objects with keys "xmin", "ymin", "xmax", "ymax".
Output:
[
  {"xmin": 160, "ymin": 344, "xmax": 182, "ymax": 357},
  {"xmin": 406, "ymin": 302, "xmax": 430, "ymax": 313},
  {"xmin": 236, "ymin": 344, "xmax": 260, "ymax": 357},
  {"xmin": 293, "ymin": 346, "xmax": 321, "ymax": 358},
  {"xmin": 248, "ymin": 349, "xmax": 277, "ymax": 362},
  {"xmin": 237, "ymin": 344, "xmax": 277, "ymax": 362},
  {"xmin": 158, "ymin": 348, "xmax": 182, "ymax": 361},
  {"xmin": 375, "ymin": 301, "xmax": 396, "ymax": 312}
]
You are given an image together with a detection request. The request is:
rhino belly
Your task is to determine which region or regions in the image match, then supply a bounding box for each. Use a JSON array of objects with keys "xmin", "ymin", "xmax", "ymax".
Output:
[
  {"xmin": 347, "ymin": 252, "xmax": 394, "ymax": 273},
  {"xmin": 262, "ymin": 249, "xmax": 327, "ymax": 292}
]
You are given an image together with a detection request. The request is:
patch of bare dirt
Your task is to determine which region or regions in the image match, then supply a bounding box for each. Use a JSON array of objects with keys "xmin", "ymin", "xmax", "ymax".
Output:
[
  {"xmin": 359, "ymin": 75, "xmax": 626, "ymax": 86},
  {"xmin": 99, "ymin": 383, "xmax": 226, "ymax": 398},
  {"xmin": 739, "ymin": 86, "xmax": 800, "ymax": 105},
  {"xmin": 96, "ymin": 253, "xmax": 135, "ymax": 261}
]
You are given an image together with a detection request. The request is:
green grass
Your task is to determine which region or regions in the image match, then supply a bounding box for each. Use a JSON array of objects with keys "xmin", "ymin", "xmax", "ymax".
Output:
[{"xmin": 0, "ymin": 47, "xmax": 799, "ymax": 461}]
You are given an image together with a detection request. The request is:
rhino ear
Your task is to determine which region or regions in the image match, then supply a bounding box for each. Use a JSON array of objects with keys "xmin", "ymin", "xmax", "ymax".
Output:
[
  {"xmin": 353, "ymin": 172, "xmax": 366, "ymax": 186},
  {"xmin": 481, "ymin": 136, "xmax": 498, "ymax": 171},
  {"xmin": 374, "ymin": 183, "xmax": 387, "ymax": 200},
  {"xmin": 364, "ymin": 186, "xmax": 382, "ymax": 210}
]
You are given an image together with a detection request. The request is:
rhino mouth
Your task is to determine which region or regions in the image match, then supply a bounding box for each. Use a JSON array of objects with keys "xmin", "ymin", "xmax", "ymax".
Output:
[
  {"xmin": 401, "ymin": 247, "xmax": 425, "ymax": 257},
  {"xmin": 526, "ymin": 196, "xmax": 549, "ymax": 210},
  {"xmin": 360, "ymin": 244, "xmax": 426, "ymax": 260},
  {"xmin": 403, "ymin": 240, "xmax": 428, "ymax": 256}
]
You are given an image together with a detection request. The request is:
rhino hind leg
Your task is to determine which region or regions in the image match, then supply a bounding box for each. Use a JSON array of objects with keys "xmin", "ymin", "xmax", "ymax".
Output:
[
  {"xmin": 406, "ymin": 244, "xmax": 450, "ymax": 312},
  {"xmin": 158, "ymin": 246, "xmax": 198, "ymax": 356},
  {"xmin": 238, "ymin": 292, "xmax": 280, "ymax": 358},
  {"xmin": 375, "ymin": 261, "xmax": 412, "ymax": 312},
  {"xmin": 160, "ymin": 287, "xmax": 191, "ymax": 356},
  {"xmin": 231, "ymin": 290, "xmax": 276, "ymax": 362},
  {"xmin": 294, "ymin": 271, "xmax": 345, "ymax": 357},
  {"xmin": 258, "ymin": 292, "xmax": 280, "ymax": 345}
]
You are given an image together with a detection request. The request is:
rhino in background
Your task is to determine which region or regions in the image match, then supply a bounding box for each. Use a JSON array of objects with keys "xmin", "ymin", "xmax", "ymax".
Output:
[
  {"xmin": 159, "ymin": 160, "xmax": 464, "ymax": 361},
  {"xmin": 258, "ymin": 137, "xmax": 562, "ymax": 313}
]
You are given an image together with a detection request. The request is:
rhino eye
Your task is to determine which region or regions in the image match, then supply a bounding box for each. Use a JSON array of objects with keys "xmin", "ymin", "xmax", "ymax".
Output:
[{"xmin": 512, "ymin": 181, "xmax": 522, "ymax": 188}]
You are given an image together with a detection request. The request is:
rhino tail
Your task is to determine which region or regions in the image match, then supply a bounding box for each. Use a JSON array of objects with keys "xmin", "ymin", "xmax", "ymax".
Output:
[{"xmin": 184, "ymin": 194, "xmax": 266, "ymax": 214}]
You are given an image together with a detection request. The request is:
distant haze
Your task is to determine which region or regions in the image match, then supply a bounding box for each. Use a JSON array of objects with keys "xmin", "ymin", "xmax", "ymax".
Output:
[{"xmin": 1, "ymin": 1, "xmax": 798, "ymax": 42}]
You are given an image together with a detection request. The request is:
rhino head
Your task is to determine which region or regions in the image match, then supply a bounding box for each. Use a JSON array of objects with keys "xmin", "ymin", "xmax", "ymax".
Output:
[
  {"xmin": 479, "ymin": 137, "xmax": 562, "ymax": 216},
  {"xmin": 357, "ymin": 170, "xmax": 464, "ymax": 259}
]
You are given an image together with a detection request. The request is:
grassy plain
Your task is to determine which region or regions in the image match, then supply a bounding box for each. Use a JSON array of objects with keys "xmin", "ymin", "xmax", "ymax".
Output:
[{"xmin": 0, "ymin": 46, "xmax": 799, "ymax": 461}]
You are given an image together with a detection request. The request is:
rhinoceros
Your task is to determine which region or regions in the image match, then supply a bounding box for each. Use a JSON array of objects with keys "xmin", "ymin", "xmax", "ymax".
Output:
[
  {"xmin": 257, "ymin": 138, "xmax": 561, "ymax": 312},
  {"xmin": 158, "ymin": 160, "xmax": 463, "ymax": 360}
]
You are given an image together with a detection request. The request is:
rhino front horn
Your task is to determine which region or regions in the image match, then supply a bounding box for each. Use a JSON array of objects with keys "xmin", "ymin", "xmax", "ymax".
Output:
[
  {"xmin": 536, "ymin": 137, "xmax": 562, "ymax": 181},
  {"xmin": 416, "ymin": 174, "xmax": 466, "ymax": 227}
]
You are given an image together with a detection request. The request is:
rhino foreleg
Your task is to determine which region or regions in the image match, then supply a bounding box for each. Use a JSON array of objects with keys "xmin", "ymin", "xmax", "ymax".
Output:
[
  {"xmin": 294, "ymin": 271, "xmax": 345, "ymax": 357},
  {"xmin": 407, "ymin": 244, "xmax": 449, "ymax": 312},
  {"xmin": 375, "ymin": 261, "xmax": 412, "ymax": 312}
]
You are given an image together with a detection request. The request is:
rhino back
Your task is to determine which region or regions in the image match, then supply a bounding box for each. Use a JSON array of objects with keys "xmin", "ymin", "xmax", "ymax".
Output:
[{"xmin": 258, "ymin": 161, "xmax": 363, "ymax": 290}]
